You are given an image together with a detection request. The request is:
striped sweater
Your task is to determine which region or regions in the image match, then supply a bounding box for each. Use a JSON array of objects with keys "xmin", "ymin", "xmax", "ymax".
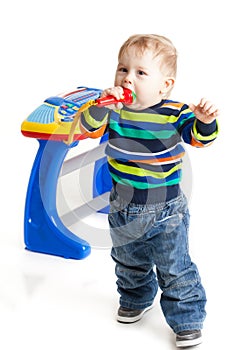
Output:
[{"xmin": 80, "ymin": 100, "xmax": 218, "ymax": 203}]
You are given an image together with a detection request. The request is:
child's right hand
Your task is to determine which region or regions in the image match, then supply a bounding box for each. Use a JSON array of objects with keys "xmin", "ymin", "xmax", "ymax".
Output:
[{"xmin": 101, "ymin": 86, "xmax": 124, "ymax": 110}]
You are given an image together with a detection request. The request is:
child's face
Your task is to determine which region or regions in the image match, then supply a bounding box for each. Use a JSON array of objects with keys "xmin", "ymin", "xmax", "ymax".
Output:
[{"xmin": 114, "ymin": 46, "xmax": 174, "ymax": 110}]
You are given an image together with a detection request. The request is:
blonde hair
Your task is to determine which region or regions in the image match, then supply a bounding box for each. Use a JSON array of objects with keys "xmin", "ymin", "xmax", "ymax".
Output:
[{"xmin": 118, "ymin": 34, "xmax": 177, "ymax": 78}]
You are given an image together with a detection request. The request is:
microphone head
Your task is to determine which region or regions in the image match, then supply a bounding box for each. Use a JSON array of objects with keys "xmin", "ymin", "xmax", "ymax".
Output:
[{"xmin": 96, "ymin": 87, "xmax": 136, "ymax": 107}]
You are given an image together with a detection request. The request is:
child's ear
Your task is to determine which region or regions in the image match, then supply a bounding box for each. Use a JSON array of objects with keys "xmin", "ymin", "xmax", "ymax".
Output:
[{"xmin": 160, "ymin": 77, "xmax": 175, "ymax": 95}]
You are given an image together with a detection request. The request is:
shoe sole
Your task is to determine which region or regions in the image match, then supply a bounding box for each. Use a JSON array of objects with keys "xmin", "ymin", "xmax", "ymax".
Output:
[
  {"xmin": 116, "ymin": 305, "xmax": 153, "ymax": 324},
  {"xmin": 176, "ymin": 335, "xmax": 202, "ymax": 348}
]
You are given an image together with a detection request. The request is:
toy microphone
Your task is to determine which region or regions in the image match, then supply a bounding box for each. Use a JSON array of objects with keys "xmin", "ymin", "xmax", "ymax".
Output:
[{"xmin": 95, "ymin": 87, "xmax": 136, "ymax": 107}]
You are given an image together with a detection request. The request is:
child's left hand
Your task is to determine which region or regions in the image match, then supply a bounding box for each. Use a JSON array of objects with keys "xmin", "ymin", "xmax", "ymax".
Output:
[{"xmin": 189, "ymin": 98, "xmax": 219, "ymax": 124}]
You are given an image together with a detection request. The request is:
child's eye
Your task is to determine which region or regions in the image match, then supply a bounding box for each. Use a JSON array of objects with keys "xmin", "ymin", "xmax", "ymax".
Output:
[
  {"xmin": 138, "ymin": 70, "xmax": 146, "ymax": 76},
  {"xmin": 119, "ymin": 67, "xmax": 128, "ymax": 73}
]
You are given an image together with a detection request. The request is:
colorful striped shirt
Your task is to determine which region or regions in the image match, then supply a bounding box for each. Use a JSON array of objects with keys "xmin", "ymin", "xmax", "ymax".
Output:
[{"xmin": 80, "ymin": 99, "xmax": 218, "ymax": 203}]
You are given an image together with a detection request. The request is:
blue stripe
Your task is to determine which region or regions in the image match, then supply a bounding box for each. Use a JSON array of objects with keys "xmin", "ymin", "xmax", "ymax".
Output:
[
  {"xmin": 110, "ymin": 112, "xmax": 176, "ymax": 132},
  {"xmin": 105, "ymin": 143, "xmax": 184, "ymax": 161},
  {"xmin": 108, "ymin": 163, "xmax": 181, "ymax": 185},
  {"xmin": 109, "ymin": 129, "xmax": 181, "ymax": 153}
]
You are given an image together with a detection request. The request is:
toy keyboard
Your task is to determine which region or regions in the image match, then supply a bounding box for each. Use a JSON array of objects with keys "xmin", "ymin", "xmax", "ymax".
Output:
[{"xmin": 21, "ymin": 87, "xmax": 102, "ymax": 141}]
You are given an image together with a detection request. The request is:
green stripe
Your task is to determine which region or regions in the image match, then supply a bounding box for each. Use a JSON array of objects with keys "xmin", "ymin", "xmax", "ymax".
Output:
[
  {"xmin": 110, "ymin": 173, "xmax": 180, "ymax": 189},
  {"xmin": 110, "ymin": 122, "xmax": 177, "ymax": 139},
  {"xmin": 120, "ymin": 110, "xmax": 179, "ymax": 124},
  {"xmin": 178, "ymin": 110, "xmax": 195, "ymax": 128},
  {"xmin": 108, "ymin": 158, "xmax": 182, "ymax": 179},
  {"xmin": 83, "ymin": 109, "xmax": 108, "ymax": 129},
  {"xmin": 192, "ymin": 119, "xmax": 219, "ymax": 141}
]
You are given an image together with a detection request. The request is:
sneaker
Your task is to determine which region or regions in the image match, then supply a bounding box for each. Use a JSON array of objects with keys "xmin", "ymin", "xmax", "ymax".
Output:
[
  {"xmin": 116, "ymin": 306, "xmax": 152, "ymax": 323},
  {"xmin": 176, "ymin": 330, "xmax": 202, "ymax": 348}
]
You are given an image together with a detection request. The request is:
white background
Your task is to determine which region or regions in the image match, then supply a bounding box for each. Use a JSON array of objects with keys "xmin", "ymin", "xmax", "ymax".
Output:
[{"xmin": 0, "ymin": 1, "xmax": 232, "ymax": 349}]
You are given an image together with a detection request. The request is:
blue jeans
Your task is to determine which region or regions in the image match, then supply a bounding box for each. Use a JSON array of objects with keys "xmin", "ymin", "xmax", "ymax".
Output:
[{"xmin": 108, "ymin": 188, "xmax": 207, "ymax": 333}]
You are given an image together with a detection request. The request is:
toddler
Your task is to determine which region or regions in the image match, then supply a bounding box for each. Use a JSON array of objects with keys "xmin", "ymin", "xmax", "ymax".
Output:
[{"xmin": 79, "ymin": 34, "xmax": 219, "ymax": 348}]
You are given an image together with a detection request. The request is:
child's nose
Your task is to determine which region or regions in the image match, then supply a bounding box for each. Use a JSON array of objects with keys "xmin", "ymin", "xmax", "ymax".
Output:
[{"xmin": 124, "ymin": 76, "xmax": 132, "ymax": 84}]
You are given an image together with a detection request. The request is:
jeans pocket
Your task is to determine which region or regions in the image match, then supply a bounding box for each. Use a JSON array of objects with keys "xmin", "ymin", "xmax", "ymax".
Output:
[
  {"xmin": 152, "ymin": 194, "xmax": 189, "ymax": 233},
  {"xmin": 109, "ymin": 210, "xmax": 145, "ymax": 246}
]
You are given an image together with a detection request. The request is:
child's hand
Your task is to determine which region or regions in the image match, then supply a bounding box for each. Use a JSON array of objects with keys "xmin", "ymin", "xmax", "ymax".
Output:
[
  {"xmin": 101, "ymin": 86, "xmax": 124, "ymax": 110},
  {"xmin": 189, "ymin": 98, "xmax": 219, "ymax": 124}
]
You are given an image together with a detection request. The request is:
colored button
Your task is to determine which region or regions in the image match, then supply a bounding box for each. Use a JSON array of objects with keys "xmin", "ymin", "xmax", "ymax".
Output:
[{"xmin": 67, "ymin": 108, "xmax": 75, "ymax": 114}]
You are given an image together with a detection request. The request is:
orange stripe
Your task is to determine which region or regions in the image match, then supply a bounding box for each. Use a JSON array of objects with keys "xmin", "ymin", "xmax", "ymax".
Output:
[
  {"xmin": 129, "ymin": 152, "xmax": 185, "ymax": 164},
  {"xmin": 163, "ymin": 102, "xmax": 184, "ymax": 109},
  {"xmin": 79, "ymin": 123, "xmax": 106, "ymax": 139},
  {"xmin": 191, "ymin": 135, "xmax": 205, "ymax": 147}
]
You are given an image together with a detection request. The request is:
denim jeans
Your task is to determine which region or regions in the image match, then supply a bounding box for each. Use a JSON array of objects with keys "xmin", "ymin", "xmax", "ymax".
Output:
[{"xmin": 108, "ymin": 187, "xmax": 207, "ymax": 333}]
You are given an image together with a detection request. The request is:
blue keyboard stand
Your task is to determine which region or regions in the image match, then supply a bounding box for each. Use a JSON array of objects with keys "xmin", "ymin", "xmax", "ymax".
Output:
[{"xmin": 24, "ymin": 137, "xmax": 112, "ymax": 260}]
